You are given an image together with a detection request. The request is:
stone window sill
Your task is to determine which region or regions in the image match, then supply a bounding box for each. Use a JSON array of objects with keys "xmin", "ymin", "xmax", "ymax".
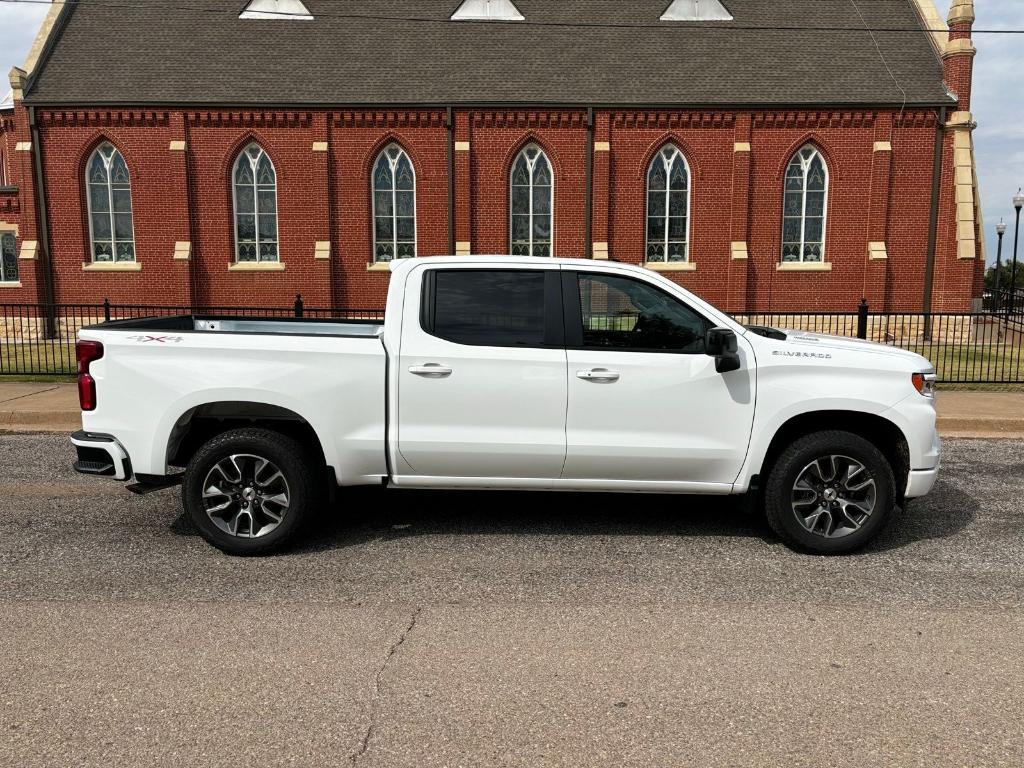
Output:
[
  {"xmin": 0, "ymin": 281, "xmax": 23, "ymax": 288},
  {"xmin": 776, "ymin": 261, "xmax": 832, "ymax": 272},
  {"xmin": 366, "ymin": 262, "xmax": 393, "ymax": 272},
  {"xmin": 228, "ymin": 261, "xmax": 285, "ymax": 272},
  {"xmin": 644, "ymin": 261, "xmax": 696, "ymax": 272},
  {"xmin": 82, "ymin": 261, "xmax": 142, "ymax": 272}
]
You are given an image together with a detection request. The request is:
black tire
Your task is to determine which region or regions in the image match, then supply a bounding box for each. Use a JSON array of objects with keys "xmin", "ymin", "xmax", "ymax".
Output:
[
  {"xmin": 764, "ymin": 430, "xmax": 895, "ymax": 555},
  {"xmin": 182, "ymin": 427, "xmax": 318, "ymax": 556}
]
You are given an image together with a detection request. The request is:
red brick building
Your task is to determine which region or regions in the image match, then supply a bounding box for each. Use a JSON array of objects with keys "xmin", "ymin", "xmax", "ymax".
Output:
[{"xmin": 0, "ymin": 0, "xmax": 984, "ymax": 312}]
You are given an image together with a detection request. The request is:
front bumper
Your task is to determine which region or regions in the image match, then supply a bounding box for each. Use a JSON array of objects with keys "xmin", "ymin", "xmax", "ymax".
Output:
[
  {"xmin": 70, "ymin": 430, "xmax": 132, "ymax": 481},
  {"xmin": 905, "ymin": 463, "xmax": 940, "ymax": 498}
]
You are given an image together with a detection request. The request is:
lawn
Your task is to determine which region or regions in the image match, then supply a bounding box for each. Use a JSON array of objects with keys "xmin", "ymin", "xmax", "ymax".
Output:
[
  {"xmin": 0, "ymin": 341, "xmax": 77, "ymax": 377},
  {"xmin": 905, "ymin": 342, "xmax": 1024, "ymax": 384}
]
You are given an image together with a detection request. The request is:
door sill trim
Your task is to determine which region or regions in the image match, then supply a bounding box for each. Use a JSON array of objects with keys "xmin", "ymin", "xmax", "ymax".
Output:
[{"xmin": 389, "ymin": 475, "xmax": 733, "ymax": 494}]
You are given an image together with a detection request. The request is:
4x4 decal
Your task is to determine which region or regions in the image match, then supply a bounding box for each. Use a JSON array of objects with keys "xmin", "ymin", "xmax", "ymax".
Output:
[{"xmin": 126, "ymin": 335, "xmax": 184, "ymax": 344}]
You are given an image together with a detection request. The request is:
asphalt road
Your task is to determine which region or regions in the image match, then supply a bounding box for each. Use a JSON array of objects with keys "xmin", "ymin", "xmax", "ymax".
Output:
[{"xmin": 1, "ymin": 434, "xmax": 1022, "ymax": 768}]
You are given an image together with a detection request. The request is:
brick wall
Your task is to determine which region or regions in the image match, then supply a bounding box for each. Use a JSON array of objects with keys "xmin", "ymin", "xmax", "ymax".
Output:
[{"xmin": 12, "ymin": 105, "xmax": 983, "ymax": 313}]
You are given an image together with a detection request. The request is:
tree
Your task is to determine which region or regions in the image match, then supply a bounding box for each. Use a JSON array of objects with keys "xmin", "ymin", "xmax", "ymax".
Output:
[{"xmin": 985, "ymin": 263, "xmax": 1024, "ymax": 291}]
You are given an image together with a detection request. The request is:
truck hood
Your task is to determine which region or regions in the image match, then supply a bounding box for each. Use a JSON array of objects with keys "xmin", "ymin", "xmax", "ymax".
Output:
[{"xmin": 775, "ymin": 330, "xmax": 934, "ymax": 371}]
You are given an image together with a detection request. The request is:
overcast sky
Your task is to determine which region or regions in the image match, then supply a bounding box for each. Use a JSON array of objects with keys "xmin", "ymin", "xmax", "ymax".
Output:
[{"xmin": 1, "ymin": 1, "xmax": 1021, "ymax": 262}]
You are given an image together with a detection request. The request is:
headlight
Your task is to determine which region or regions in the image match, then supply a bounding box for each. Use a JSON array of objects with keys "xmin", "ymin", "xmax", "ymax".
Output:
[{"xmin": 912, "ymin": 372, "xmax": 936, "ymax": 398}]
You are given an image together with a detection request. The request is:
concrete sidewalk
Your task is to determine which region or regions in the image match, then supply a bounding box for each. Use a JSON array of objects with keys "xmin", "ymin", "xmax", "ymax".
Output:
[{"xmin": 1, "ymin": 382, "xmax": 1022, "ymax": 438}]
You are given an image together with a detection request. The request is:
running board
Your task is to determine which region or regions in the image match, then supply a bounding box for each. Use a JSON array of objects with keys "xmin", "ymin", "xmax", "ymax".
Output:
[{"xmin": 126, "ymin": 473, "xmax": 183, "ymax": 495}]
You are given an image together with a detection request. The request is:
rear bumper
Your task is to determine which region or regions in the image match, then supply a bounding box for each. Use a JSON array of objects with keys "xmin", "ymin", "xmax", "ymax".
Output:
[{"xmin": 70, "ymin": 430, "xmax": 132, "ymax": 481}]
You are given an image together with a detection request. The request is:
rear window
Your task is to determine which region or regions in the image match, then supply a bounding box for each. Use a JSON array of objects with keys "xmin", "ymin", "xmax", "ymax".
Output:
[{"xmin": 426, "ymin": 270, "xmax": 547, "ymax": 347}]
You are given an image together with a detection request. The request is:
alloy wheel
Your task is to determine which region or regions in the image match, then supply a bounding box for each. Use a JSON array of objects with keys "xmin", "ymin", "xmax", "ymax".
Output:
[
  {"xmin": 201, "ymin": 453, "xmax": 291, "ymax": 538},
  {"xmin": 791, "ymin": 454, "xmax": 877, "ymax": 539}
]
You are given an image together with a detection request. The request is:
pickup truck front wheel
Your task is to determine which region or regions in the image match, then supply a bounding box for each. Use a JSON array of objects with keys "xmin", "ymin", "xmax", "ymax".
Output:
[
  {"xmin": 182, "ymin": 428, "xmax": 316, "ymax": 555},
  {"xmin": 764, "ymin": 430, "xmax": 895, "ymax": 555}
]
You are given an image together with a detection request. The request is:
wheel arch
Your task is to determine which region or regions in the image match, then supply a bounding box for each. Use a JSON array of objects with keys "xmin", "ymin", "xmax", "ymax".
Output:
[
  {"xmin": 754, "ymin": 410, "xmax": 910, "ymax": 498},
  {"xmin": 165, "ymin": 400, "xmax": 329, "ymax": 471}
]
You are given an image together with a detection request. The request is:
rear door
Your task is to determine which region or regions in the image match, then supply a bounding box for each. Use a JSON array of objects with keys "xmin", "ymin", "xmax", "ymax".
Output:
[
  {"xmin": 562, "ymin": 270, "xmax": 755, "ymax": 486},
  {"xmin": 396, "ymin": 265, "xmax": 567, "ymax": 479}
]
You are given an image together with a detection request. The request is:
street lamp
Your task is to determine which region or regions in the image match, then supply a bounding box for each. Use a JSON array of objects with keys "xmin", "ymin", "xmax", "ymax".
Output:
[
  {"xmin": 1010, "ymin": 189, "xmax": 1024, "ymax": 315},
  {"xmin": 994, "ymin": 218, "xmax": 1006, "ymax": 310}
]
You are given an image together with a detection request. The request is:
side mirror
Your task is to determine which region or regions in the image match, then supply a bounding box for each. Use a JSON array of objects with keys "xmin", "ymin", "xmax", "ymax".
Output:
[{"xmin": 706, "ymin": 327, "xmax": 741, "ymax": 373}]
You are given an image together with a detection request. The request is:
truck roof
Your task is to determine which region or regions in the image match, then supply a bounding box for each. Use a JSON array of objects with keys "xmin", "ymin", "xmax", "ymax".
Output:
[{"xmin": 388, "ymin": 255, "xmax": 653, "ymax": 274}]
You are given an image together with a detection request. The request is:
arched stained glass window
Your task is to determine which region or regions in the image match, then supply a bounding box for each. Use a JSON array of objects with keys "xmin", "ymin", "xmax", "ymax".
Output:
[
  {"xmin": 781, "ymin": 145, "xmax": 828, "ymax": 263},
  {"xmin": 510, "ymin": 144, "xmax": 553, "ymax": 257},
  {"xmin": 0, "ymin": 232, "xmax": 16, "ymax": 283},
  {"xmin": 86, "ymin": 143, "xmax": 135, "ymax": 263},
  {"xmin": 372, "ymin": 144, "xmax": 416, "ymax": 262},
  {"xmin": 233, "ymin": 144, "xmax": 278, "ymax": 262},
  {"xmin": 646, "ymin": 145, "xmax": 690, "ymax": 263}
]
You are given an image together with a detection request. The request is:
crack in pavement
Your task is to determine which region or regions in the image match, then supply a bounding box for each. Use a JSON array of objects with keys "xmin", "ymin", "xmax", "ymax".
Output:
[
  {"xmin": 350, "ymin": 606, "xmax": 423, "ymax": 766},
  {"xmin": 0, "ymin": 386, "xmax": 60, "ymax": 405}
]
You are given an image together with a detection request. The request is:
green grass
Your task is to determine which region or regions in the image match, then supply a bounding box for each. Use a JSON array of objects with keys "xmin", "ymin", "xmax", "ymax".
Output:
[
  {"xmin": 906, "ymin": 343, "xmax": 1024, "ymax": 385},
  {"xmin": 0, "ymin": 342, "xmax": 76, "ymax": 377}
]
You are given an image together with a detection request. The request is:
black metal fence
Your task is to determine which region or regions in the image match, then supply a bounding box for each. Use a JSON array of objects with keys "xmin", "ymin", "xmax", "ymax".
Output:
[
  {"xmin": 1, "ymin": 296, "xmax": 1021, "ymax": 384},
  {"xmin": 0, "ymin": 296, "xmax": 384, "ymax": 377}
]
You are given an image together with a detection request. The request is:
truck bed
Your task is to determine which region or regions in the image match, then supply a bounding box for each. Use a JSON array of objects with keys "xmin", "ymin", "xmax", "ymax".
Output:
[
  {"xmin": 88, "ymin": 314, "xmax": 385, "ymax": 338},
  {"xmin": 78, "ymin": 312, "xmax": 389, "ymax": 485}
]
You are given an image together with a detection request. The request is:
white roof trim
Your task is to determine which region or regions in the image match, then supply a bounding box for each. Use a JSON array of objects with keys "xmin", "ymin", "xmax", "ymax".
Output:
[
  {"xmin": 240, "ymin": 0, "xmax": 313, "ymax": 20},
  {"xmin": 451, "ymin": 0, "xmax": 525, "ymax": 22},
  {"xmin": 661, "ymin": 0, "xmax": 733, "ymax": 21}
]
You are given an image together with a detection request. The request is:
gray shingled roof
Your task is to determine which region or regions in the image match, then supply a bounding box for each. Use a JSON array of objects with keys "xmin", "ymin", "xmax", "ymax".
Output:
[{"xmin": 25, "ymin": 0, "xmax": 953, "ymax": 107}]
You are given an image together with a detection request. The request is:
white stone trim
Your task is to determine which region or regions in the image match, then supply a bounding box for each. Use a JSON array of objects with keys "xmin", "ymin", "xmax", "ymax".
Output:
[
  {"xmin": 82, "ymin": 261, "xmax": 142, "ymax": 272},
  {"xmin": 19, "ymin": 240, "xmax": 37, "ymax": 260},
  {"xmin": 22, "ymin": 2, "xmax": 64, "ymax": 74},
  {"xmin": 645, "ymin": 261, "xmax": 696, "ymax": 272},
  {"xmin": 909, "ymin": 0, "xmax": 948, "ymax": 56},
  {"xmin": 776, "ymin": 261, "xmax": 832, "ymax": 272},
  {"xmin": 868, "ymin": 241, "xmax": 888, "ymax": 260},
  {"xmin": 228, "ymin": 261, "xmax": 285, "ymax": 271}
]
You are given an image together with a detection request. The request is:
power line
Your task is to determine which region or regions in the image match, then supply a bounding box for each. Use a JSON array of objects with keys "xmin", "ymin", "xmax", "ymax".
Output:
[{"xmin": 1, "ymin": 0, "xmax": 1023, "ymax": 34}]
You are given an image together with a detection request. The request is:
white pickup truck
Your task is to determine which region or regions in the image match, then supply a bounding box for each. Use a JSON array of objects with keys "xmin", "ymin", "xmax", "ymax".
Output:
[{"xmin": 72, "ymin": 256, "xmax": 940, "ymax": 556}]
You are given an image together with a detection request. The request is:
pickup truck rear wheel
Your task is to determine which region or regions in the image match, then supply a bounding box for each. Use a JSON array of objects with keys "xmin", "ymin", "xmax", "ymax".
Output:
[
  {"xmin": 182, "ymin": 427, "xmax": 316, "ymax": 555},
  {"xmin": 764, "ymin": 430, "xmax": 895, "ymax": 555}
]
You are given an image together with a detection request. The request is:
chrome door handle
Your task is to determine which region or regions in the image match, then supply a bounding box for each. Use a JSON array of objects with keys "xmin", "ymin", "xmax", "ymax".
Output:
[
  {"xmin": 409, "ymin": 364, "xmax": 453, "ymax": 378},
  {"xmin": 576, "ymin": 368, "xmax": 620, "ymax": 382}
]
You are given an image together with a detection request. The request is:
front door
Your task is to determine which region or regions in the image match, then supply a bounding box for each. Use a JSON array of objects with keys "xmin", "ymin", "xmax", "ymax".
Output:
[
  {"xmin": 397, "ymin": 266, "xmax": 567, "ymax": 479},
  {"xmin": 562, "ymin": 271, "xmax": 755, "ymax": 486}
]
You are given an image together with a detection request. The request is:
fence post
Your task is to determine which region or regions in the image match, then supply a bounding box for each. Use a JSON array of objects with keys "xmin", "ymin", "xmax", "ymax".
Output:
[
  {"xmin": 294, "ymin": 293, "xmax": 304, "ymax": 318},
  {"xmin": 103, "ymin": 298, "xmax": 111, "ymax": 323},
  {"xmin": 857, "ymin": 298, "xmax": 869, "ymax": 340}
]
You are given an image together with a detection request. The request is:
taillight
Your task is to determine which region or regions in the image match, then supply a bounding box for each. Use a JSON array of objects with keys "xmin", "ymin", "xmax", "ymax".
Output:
[{"xmin": 76, "ymin": 339, "xmax": 104, "ymax": 411}]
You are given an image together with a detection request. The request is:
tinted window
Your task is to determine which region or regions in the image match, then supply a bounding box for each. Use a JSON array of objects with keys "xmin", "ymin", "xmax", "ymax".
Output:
[
  {"xmin": 576, "ymin": 273, "xmax": 708, "ymax": 353},
  {"xmin": 429, "ymin": 270, "xmax": 547, "ymax": 347}
]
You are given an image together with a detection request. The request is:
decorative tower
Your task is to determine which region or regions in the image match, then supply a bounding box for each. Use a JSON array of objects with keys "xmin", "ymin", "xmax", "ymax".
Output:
[{"xmin": 943, "ymin": 0, "xmax": 976, "ymax": 111}]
